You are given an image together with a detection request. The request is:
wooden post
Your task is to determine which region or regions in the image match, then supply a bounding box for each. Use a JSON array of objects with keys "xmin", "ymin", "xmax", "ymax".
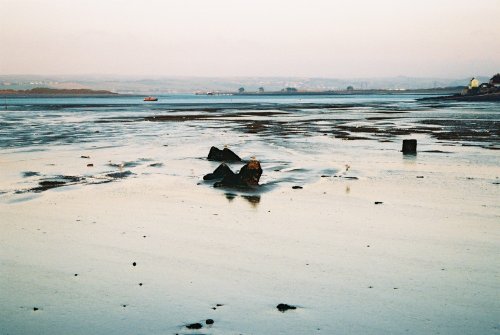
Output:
[{"xmin": 402, "ymin": 139, "xmax": 417, "ymax": 154}]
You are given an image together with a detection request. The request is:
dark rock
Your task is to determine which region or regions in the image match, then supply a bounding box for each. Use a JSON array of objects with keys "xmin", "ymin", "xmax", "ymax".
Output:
[
  {"xmin": 207, "ymin": 146, "xmax": 242, "ymax": 162},
  {"xmin": 74, "ymin": 274, "xmax": 78, "ymax": 276},
  {"xmin": 203, "ymin": 163, "xmax": 234, "ymax": 180},
  {"xmin": 374, "ymin": 201, "xmax": 383, "ymax": 205},
  {"xmin": 292, "ymin": 186, "xmax": 303, "ymax": 189},
  {"xmin": 402, "ymin": 139, "xmax": 417, "ymax": 154},
  {"xmin": 214, "ymin": 160, "xmax": 262, "ymax": 188},
  {"xmin": 87, "ymin": 163, "xmax": 94, "ymax": 167},
  {"xmin": 81, "ymin": 155, "xmax": 90, "ymax": 159},
  {"xmin": 33, "ymin": 307, "xmax": 39, "ymax": 311},
  {"xmin": 186, "ymin": 323, "xmax": 203, "ymax": 329},
  {"xmin": 139, "ymin": 283, "xmax": 143, "ymax": 286},
  {"xmin": 205, "ymin": 319, "xmax": 214, "ymax": 325},
  {"xmin": 276, "ymin": 303, "xmax": 296, "ymax": 312},
  {"xmin": 416, "ymin": 176, "xmax": 424, "ymax": 178},
  {"xmin": 132, "ymin": 262, "xmax": 136, "ymax": 266},
  {"xmin": 216, "ymin": 304, "xmax": 224, "ymax": 307}
]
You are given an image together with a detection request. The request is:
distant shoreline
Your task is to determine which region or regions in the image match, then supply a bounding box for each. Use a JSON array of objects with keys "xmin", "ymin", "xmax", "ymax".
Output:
[{"xmin": 0, "ymin": 87, "xmax": 119, "ymax": 97}]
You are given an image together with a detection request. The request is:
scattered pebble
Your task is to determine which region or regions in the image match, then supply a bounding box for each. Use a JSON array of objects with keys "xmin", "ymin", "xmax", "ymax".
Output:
[
  {"xmin": 374, "ymin": 201, "xmax": 383, "ymax": 205},
  {"xmin": 139, "ymin": 283, "xmax": 143, "ymax": 286},
  {"xmin": 416, "ymin": 176, "xmax": 424, "ymax": 178},
  {"xmin": 122, "ymin": 304, "xmax": 127, "ymax": 308},
  {"xmin": 292, "ymin": 186, "xmax": 303, "ymax": 189},
  {"xmin": 216, "ymin": 304, "xmax": 224, "ymax": 307},
  {"xmin": 81, "ymin": 155, "xmax": 90, "ymax": 159},
  {"xmin": 132, "ymin": 262, "xmax": 136, "ymax": 267},
  {"xmin": 277, "ymin": 303, "xmax": 297, "ymax": 312},
  {"xmin": 87, "ymin": 163, "xmax": 93, "ymax": 167},
  {"xmin": 74, "ymin": 274, "xmax": 78, "ymax": 277},
  {"xmin": 186, "ymin": 323, "xmax": 202, "ymax": 329},
  {"xmin": 206, "ymin": 319, "xmax": 214, "ymax": 325},
  {"xmin": 33, "ymin": 307, "xmax": 39, "ymax": 311},
  {"xmin": 368, "ymin": 286, "xmax": 373, "ymax": 288}
]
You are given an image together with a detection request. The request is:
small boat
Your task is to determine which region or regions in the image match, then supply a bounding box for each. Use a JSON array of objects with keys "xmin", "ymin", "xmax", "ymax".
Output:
[{"xmin": 144, "ymin": 96, "xmax": 158, "ymax": 101}]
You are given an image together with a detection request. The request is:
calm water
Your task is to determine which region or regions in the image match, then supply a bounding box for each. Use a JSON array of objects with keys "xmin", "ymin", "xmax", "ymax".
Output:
[{"xmin": 1, "ymin": 93, "xmax": 498, "ymax": 150}]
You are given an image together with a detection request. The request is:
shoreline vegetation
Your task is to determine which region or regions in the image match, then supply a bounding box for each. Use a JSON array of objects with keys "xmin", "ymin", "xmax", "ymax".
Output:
[{"xmin": 0, "ymin": 87, "xmax": 118, "ymax": 96}]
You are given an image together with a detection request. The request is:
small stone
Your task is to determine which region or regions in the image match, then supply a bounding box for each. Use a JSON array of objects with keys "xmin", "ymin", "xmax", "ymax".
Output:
[
  {"xmin": 374, "ymin": 201, "xmax": 383, "ymax": 205},
  {"xmin": 122, "ymin": 304, "xmax": 127, "ymax": 308},
  {"xmin": 87, "ymin": 163, "xmax": 93, "ymax": 167},
  {"xmin": 74, "ymin": 274, "xmax": 78, "ymax": 276},
  {"xmin": 368, "ymin": 286, "xmax": 373, "ymax": 288},
  {"xmin": 81, "ymin": 155, "xmax": 90, "ymax": 159},
  {"xmin": 205, "ymin": 319, "xmax": 214, "ymax": 325},
  {"xmin": 416, "ymin": 176, "xmax": 424, "ymax": 178},
  {"xmin": 276, "ymin": 303, "xmax": 296, "ymax": 312},
  {"xmin": 292, "ymin": 186, "xmax": 303, "ymax": 189},
  {"xmin": 33, "ymin": 307, "xmax": 39, "ymax": 311},
  {"xmin": 132, "ymin": 262, "xmax": 136, "ymax": 267},
  {"xmin": 186, "ymin": 323, "xmax": 203, "ymax": 329},
  {"xmin": 216, "ymin": 304, "xmax": 223, "ymax": 307},
  {"xmin": 139, "ymin": 283, "xmax": 143, "ymax": 286}
]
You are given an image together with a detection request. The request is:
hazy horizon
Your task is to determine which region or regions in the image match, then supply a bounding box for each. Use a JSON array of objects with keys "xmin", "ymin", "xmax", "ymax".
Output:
[{"xmin": 1, "ymin": 0, "xmax": 499, "ymax": 78}]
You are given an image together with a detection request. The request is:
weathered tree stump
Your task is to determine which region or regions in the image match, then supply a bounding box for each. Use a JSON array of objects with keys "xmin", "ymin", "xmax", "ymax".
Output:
[
  {"xmin": 402, "ymin": 139, "xmax": 417, "ymax": 154},
  {"xmin": 203, "ymin": 163, "xmax": 234, "ymax": 180},
  {"xmin": 207, "ymin": 146, "xmax": 242, "ymax": 162}
]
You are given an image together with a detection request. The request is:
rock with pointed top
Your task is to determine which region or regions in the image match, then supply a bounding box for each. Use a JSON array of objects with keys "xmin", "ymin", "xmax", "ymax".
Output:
[
  {"xmin": 203, "ymin": 163, "xmax": 234, "ymax": 180},
  {"xmin": 207, "ymin": 146, "xmax": 242, "ymax": 162}
]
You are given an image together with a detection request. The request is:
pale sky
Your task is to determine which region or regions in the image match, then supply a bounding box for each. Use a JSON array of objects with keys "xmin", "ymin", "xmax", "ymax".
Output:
[{"xmin": 1, "ymin": 0, "xmax": 499, "ymax": 78}]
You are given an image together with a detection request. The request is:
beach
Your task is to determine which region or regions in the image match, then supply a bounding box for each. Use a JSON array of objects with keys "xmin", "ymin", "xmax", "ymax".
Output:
[{"xmin": 0, "ymin": 94, "xmax": 499, "ymax": 334}]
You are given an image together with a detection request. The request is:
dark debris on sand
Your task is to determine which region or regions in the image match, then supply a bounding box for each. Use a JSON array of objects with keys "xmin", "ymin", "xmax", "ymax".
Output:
[{"xmin": 276, "ymin": 303, "xmax": 297, "ymax": 312}]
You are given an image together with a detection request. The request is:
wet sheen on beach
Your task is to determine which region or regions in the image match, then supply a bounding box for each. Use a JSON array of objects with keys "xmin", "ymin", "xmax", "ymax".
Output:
[{"xmin": 0, "ymin": 94, "xmax": 499, "ymax": 335}]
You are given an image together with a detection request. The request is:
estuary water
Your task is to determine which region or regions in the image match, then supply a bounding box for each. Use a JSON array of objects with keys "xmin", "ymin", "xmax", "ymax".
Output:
[{"xmin": 0, "ymin": 93, "xmax": 498, "ymax": 199}]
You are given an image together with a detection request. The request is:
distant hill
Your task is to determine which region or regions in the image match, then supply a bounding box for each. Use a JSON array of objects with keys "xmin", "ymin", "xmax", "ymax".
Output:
[
  {"xmin": 0, "ymin": 75, "xmax": 493, "ymax": 94},
  {"xmin": 0, "ymin": 87, "xmax": 118, "ymax": 96}
]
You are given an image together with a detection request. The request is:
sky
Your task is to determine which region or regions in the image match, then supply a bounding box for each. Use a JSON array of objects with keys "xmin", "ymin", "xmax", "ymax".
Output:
[{"xmin": 1, "ymin": 0, "xmax": 499, "ymax": 78}]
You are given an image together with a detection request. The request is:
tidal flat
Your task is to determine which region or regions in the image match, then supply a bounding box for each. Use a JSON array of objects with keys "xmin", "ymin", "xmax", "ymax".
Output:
[{"xmin": 0, "ymin": 94, "xmax": 499, "ymax": 334}]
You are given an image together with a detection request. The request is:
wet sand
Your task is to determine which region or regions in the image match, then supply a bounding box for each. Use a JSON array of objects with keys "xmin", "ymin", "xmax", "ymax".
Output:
[
  {"xmin": 1, "ymin": 141, "xmax": 499, "ymax": 335},
  {"xmin": 1, "ymin": 96, "xmax": 499, "ymax": 334}
]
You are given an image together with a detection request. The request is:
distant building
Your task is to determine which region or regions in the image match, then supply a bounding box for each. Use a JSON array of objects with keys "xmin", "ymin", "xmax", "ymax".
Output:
[
  {"xmin": 489, "ymin": 73, "xmax": 500, "ymax": 87},
  {"xmin": 469, "ymin": 77, "xmax": 479, "ymax": 89},
  {"xmin": 258, "ymin": 87, "xmax": 264, "ymax": 93}
]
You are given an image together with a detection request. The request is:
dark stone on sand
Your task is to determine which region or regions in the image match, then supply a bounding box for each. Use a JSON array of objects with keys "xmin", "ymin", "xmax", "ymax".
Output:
[
  {"xmin": 214, "ymin": 160, "xmax": 262, "ymax": 188},
  {"xmin": 148, "ymin": 162, "xmax": 163, "ymax": 167},
  {"xmin": 292, "ymin": 186, "xmax": 303, "ymax": 189},
  {"xmin": 207, "ymin": 146, "xmax": 242, "ymax": 162},
  {"xmin": 132, "ymin": 262, "xmax": 136, "ymax": 266},
  {"xmin": 216, "ymin": 304, "xmax": 223, "ymax": 307},
  {"xmin": 374, "ymin": 201, "xmax": 383, "ymax": 205},
  {"xmin": 277, "ymin": 303, "xmax": 297, "ymax": 312},
  {"xmin": 416, "ymin": 176, "xmax": 424, "ymax": 178},
  {"xmin": 87, "ymin": 163, "xmax": 93, "ymax": 167},
  {"xmin": 203, "ymin": 163, "xmax": 233, "ymax": 180},
  {"xmin": 186, "ymin": 323, "xmax": 203, "ymax": 329},
  {"xmin": 106, "ymin": 171, "xmax": 134, "ymax": 179},
  {"xmin": 33, "ymin": 307, "xmax": 39, "ymax": 311},
  {"xmin": 74, "ymin": 273, "xmax": 78, "ymax": 276},
  {"xmin": 81, "ymin": 155, "xmax": 90, "ymax": 159},
  {"xmin": 206, "ymin": 319, "xmax": 214, "ymax": 325},
  {"xmin": 402, "ymin": 139, "xmax": 417, "ymax": 154}
]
